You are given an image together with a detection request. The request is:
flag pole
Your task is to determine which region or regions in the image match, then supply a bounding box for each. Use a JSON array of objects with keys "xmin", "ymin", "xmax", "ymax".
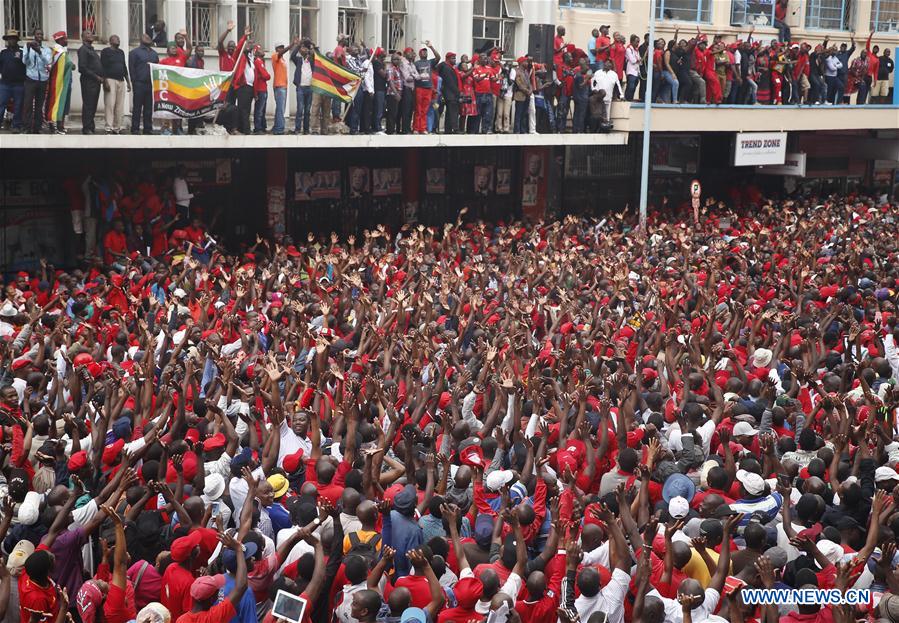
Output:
[
  {"xmin": 639, "ymin": 0, "xmax": 656, "ymax": 230},
  {"xmin": 213, "ymin": 36, "xmax": 247, "ymax": 125}
]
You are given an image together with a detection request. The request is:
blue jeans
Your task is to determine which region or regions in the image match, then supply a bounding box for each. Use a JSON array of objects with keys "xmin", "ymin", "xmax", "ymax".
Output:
[
  {"xmin": 535, "ymin": 94, "xmax": 554, "ymax": 131},
  {"xmin": 373, "ymin": 90, "xmax": 386, "ymax": 132},
  {"xmin": 0, "ymin": 82, "xmax": 24, "ymax": 128},
  {"xmin": 295, "ymin": 85, "xmax": 311, "ymax": 132},
  {"xmin": 427, "ymin": 97, "xmax": 438, "ymax": 132},
  {"xmin": 348, "ymin": 89, "xmax": 364, "ymax": 132},
  {"xmin": 476, "ymin": 93, "xmax": 494, "ymax": 133},
  {"xmin": 625, "ymin": 74, "xmax": 639, "ymax": 101},
  {"xmin": 573, "ymin": 98, "xmax": 587, "ymax": 132},
  {"xmin": 661, "ymin": 70, "xmax": 679, "ymax": 103},
  {"xmin": 331, "ymin": 97, "xmax": 341, "ymax": 120},
  {"xmin": 272, "ymin": 87, "xmax": 287, "ymax": 133},
  {"xmin": 253, "ymin": 91, "xmax": 268, "ymax": 132}
]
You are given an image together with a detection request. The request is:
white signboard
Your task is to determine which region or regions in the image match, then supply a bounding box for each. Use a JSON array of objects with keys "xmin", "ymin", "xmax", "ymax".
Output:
[
  {"xmin": 733, "ymin": 132, "xmax": 788, "ymax": 166},
  {"xmin": 757, "ymin": 152, "xmax": 807, "ymax": 176}
]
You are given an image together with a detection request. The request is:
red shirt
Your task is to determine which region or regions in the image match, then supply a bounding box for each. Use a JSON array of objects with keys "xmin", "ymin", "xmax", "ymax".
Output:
[
  {"xmin": 104, "ymin": 230, "xmax": 128, "ymax": 265},
  {"xmin": 595, "ymin": 35, "xmax": 611, "ymax": 62},
  {"xmin": 175, "ymin": 599, "xmax": 236, "ymax": 623},
  {"xmin": 385, "ymin": 574, "xmax": 446, "ymax": 610},
  {"xmin": 437, "ymin": 606, "xmax": 480, "ymax": 623},
  {"xmin": 104, "ymin": 583, "xmax": 137, "ymax": 623},
  {"xmin": 161, "ymin": 564, "xmax": 195, "ymax": 623},
  {"xmin": 253, "ymin": 57, "xmax": 270, "ymax": 93},
  {"xmin": 611, "ymin": 42, "xmax": 626, "ymax": 77},
  {"xmin": 219, "ymin": 53, "xmax": 235, "ymax": 72},
  {"xmin": 18, "ymin": 571, "xmax": 59, "ymax": 623},
  {"xmin": 303, "ymin": 457, "xmax": 351, "ymax": 505},
  {"xmin": 472, "ymin": 65, "xmax": 494, "ymax": 94},
  {"xmin": 553, "ymin": 35, "xmax": 565, "ymax": 68},
  {"xmin": 161, "ymin": 55, "xmax": 186, "ymax": 67}
]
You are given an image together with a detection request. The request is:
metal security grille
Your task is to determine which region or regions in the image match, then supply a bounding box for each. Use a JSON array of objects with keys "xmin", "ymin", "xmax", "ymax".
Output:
[
  {"xmin": 730, "ymin": 0, "xmax": 777, "ymax": 26},
  {"xmin": 4, "ymin": 0, "xmax": 43, "ymax": 37},
  {"xmin": 871, "ymin": 0, "xmax": 899, "ymax": 31},
  {"xmin": 382, "ymin": 0, "xmax": 406, "ymax": 51},
  {"xmin": 805, "ymin": 0, "xmax": 849, "ymax": 29},
  {"xmin": 128, "ymin": 0, "xmax": 144, "ymax": 44},
  {"xmin": 654, "ymin": 0, "xmax": 711, "ymax": 22},
  {"xmin": 237, "ymin": 1, "xmax": 266, "ymax": 48},
  {"xmin": 338, "ymin": 9, "xmax": 364, "ymax": 45},
  {"xmin": 67, "ymin": 0, "xmax": 101, "ymax": 39},
  {"xmin": 186, "ymin": 0, "xmax": 217, "ymax": 47}
]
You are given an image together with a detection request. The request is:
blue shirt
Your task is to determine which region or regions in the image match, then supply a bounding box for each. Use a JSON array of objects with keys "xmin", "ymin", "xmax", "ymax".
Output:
[
  {"xmin": 221, "ymin": 573, "xmax": 258, "ymax": 623},
  {"xmin": 129, "ymin": 44, "xmax": 159, "ymax": 84},
  {"xmin": 267, "ymin": 502, "xmax": 292, "ymax": 534},
  {"xmin": 22, "ymin": 44, "xmax": 52, "ymax": 81},
  {"xmin": 587, "ymin": 38, "xmax": 598, "ymax": 64},
  {"xmin": 386, "ymin": 510, "xmax": 423, "ymax": 579}
]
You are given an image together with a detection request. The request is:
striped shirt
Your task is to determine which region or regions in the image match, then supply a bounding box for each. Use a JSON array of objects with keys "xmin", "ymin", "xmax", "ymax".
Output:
[{"xmin": 730, "ymin": 491, "xmax": 784, "ymax": 527}]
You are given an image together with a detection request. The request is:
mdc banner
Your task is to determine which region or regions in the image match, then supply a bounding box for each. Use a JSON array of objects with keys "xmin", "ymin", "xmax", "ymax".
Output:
[
  {"xmin": 150, "ymin": 63, "xmax": 234, "ymax": 119},
  {"xmin": 733, "ymin": 132, "xmax": 788, "ymax": 166}
]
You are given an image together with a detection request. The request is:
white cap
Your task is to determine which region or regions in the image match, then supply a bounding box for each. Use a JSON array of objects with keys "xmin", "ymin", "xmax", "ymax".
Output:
[
  {"xmin": 733, "ymin": 422, "xmax": 759, "ymax": 437},
  {"xmin": 173, "ymin": 288, "xmax": 187, "ymax": 299},
  {"xmin": 875, "ymin": 466, "xmax": 899, "ymax": 483},
  {"xmin": 485, "ymin": 470, "xmax": 514, "ymax": 492},
  {"xmin": 816, "ymin": 539, "xmax": 845, "ymax": 564},
  {"xmin": 751, "ymin": 348, "xmax": 773, "ymax": 368},
  {"xmin": 204, "ymin": 473, "xmax": 226, "ymax": 500},
  {"xmin": 0, "ymin": 301, "xmax": 18, "ymax": 317},
  {"xmin": 736, "ymin": 469, "xmax": 766, "ymax": 496},
  {"xmin": 668, "ymin": 496, "xmax": 690, "ymax": 519}
]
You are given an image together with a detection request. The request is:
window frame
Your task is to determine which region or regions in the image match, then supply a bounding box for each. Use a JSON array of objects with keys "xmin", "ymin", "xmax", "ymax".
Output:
[
  {"xmin": 559, "ymin": 0, "xmax": 623, "ymax": 10},
  {"xmin": 66, "ymin": 0, "xmax": 102, "ymax": 41},
  {"xmin": 655, "ymin": 0, "xmax": 712, "ymax": 24},
  {"xmin": 870, "ymin": 0, "xmax": 899, "ymax": 32},
  {"xmin": 729, "ymin": 0, "xmax": 777, "ymax": 27},
  {"xmin": 804, "ymin": 0, "xmax": 850, "ymax": 30},
  {"xmin": 472, "ymin": 0, "xmax": 520, "ymax": 57},
  {"xmin": 4, "ymin": 0, "xmax": 44, "ymax": 38},
  {"xmin": 236, "ymin": 0, "xmax": 267, "ymax": 48},
  {"xmin": 185, "ymin": 0, "xmax": 218, "ymax": 48}
]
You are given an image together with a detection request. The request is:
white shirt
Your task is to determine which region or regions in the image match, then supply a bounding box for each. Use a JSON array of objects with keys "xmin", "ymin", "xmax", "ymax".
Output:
[
  {"xmin": 650, "ymin": 587, "xmax": 725, "ymax": 623},
  {"xmin": 591, "ymin": 70, "xmax": 622, "ymax": 101},
  {"xmin": 173, "ymin": 177, "xmax": 193, "ymax": 207},
  {"xmin": 571, "ymin": 568, "xmax": 631, "ymax": 623},
  {"xmin": 625, "ymin": 45, "xmax": 641, "ymax": 76},
  {"xmin": 334, "ymin": 582, "xmax": 367, "ymax": 623},
  {"xmin": 300, "ymin": 60, "xmax": 313, "ymax": 86},
  {"xmin": 279, "ymin": 419, "xmax": 313, "ymax": 465},
  {"xmin": 228, "ymin": 465, "xmax": 264, "ymax": 524}
]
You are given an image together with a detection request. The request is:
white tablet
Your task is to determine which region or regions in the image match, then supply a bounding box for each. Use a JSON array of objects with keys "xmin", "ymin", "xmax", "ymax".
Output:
[{"xmin": 271, "ymin": 590, "xmax": 308, "ymax": 623}]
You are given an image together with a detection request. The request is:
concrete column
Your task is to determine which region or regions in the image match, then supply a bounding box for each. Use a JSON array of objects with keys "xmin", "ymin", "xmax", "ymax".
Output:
[
  {"xmin": 104, "ymin": 0, "xmax": 129, "ymax": 43},
  {"xmin": 269, "ymin": 0, "xmax": 289, "ymax": 50},
  {"xmin": 320, "ymin": 0, "xmax": 338, "ymax": 52},
  {"xmin": 167, "ymin": 0, "xmax": 187, "ymax": 35},
  {"xmin": 366, "ymin": 0, "xmax": 383, "ymax": 51},
  {"xmin": 46, "ymin": 0, "xmax": 66, "ymax": 36},
  {"xmin": 852, "ymin": 2, "xmax": 872, "ymax": 33}
]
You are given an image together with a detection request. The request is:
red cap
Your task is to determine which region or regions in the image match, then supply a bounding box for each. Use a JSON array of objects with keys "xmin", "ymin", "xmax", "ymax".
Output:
[
  {"xmin": 11, "ymin": 358, "xmax": 32, "ymax": 371},
  {"xmin": 203, "ymin": 433, "xmax": 226, "ymax": 451},
  {"xmin": 459, "ymin": 445, "xmax": 485, "ymax": 467},
  {"xmin": 453, "ymin": 577, "xmax": 484, "ymax": 608},
  {"xmin": 52, "ymin": 31, "xmax": 65, "ymax": 40},
  {"xmin": 68, "ymin": 450, "xmax": 88, "ymax": 472},
  {"xmin": 283, "ymin": 448, "xmax": 305, "ymax": 473},
  {"xmin": 190, "ymin": 575, "xmax": 226, "ymax": 600},
  {"xmin": 102, "ymin": 438, "xmax": 125, "ymax": 465},
  {"xmin": 170, "ymin": 531, "xmax": 203, "ymax": 562},
  {"xmin": 185, "ymin": 429, "xmax": 200, "ymax": 444}
]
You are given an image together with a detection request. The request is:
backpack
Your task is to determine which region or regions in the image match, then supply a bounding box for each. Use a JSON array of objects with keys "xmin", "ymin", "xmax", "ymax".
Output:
[{"xmin": 346, "ymin": 532, "xmax": 381, "ymax": 565}]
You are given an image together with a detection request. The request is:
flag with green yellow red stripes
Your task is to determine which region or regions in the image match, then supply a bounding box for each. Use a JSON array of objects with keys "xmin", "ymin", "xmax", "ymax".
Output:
[
  {"xmin": 150, "ymin": 63, "xmax": 235, "ymax": 119},
  {"xmin": 311, "ymin": 52, "xmax": 362, "ymax": 103}
]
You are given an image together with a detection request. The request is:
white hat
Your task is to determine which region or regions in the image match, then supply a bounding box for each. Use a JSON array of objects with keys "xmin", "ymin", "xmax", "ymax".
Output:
[
  {"xmin": 485, "ymin": 470, "xmax": 514, "ymax": 492},
  {"xmin": 736, "ymin": 469, "xmax": 766, "ymax": 496},
  {"xmin": 204, "ymin": 473, "xmax": 226, "ymax": 500},
  {"xmin": 6, "ymin": 540, "xmax": 35, "ymax": 574},
  {"xmin": 816, "ymin": 539, "xmax": 845, "ymax": 564},
  {"xmin": 173, "ymin": 288, "xmax": 187, "ymax": 299},
  {"xmin": 0, "ymin": 301, "xmax": 18, "ymax": 317},
  {"xmin": 723, "ymin": 392, "xmax": 741, "ymax": 402},
  {"xmin": 875, "ymin": 466, "xmax": 899, "ymax": 483},
  {"xmin": 700, "ymin": 460, "xmax": 720, "ymax": 488},
  {"xmin": 733, "ymin": 422, "xmax": 759, "ymax": 437},
  {"xmin": 751, "ymin": 348, "xmax": 773, "ymax": 368},
  {"xmin": 668, "ymin": 496, "xmax": 690, "ymax": 519}
]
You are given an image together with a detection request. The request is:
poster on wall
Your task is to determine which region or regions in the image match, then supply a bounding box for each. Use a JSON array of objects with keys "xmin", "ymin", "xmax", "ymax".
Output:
[
  {"xmin": 496, "ymin": 169, "xmax": 511, "ymax": 195},
  {"xmin": 474, "ymin": 165, "xmax": 494, "ymax": 196},
  {"xmin": 295, "ymin": 171, "xmax": 341, "ymax": 200},
  {"xmin": 521, "ymin": 147, "xmax": 548, "ymax": 220},
  {"xmin": 373, "ymin": 168, "xmax": 402, "ymax": 196},
  {"xmin": 426, "ymin": 168, "xmax": 445, "ymax": 194},
  {"xmin": 733, "ymin": 131, "xmax": 788, "ymax": 166},
  {"xmin": 267, "ymin": 186, "xmax": 286, "ymax": 230},
  {"xmin": 348, "ymin": 167, "xmax": 370, "ymax": 199}
]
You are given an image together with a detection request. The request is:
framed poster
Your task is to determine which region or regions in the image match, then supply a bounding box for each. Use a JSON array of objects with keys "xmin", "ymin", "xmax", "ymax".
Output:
[
  {"xmin": 348, "ymin": 166, "xmax": 370, "ymax": 199},
  {"xmin": 295, "ymin": 171, "xmax": 341, "ymax": 200},
  {"xmin": 473, "ymin": 165, "xmax": 494, "ymax": 196},
  {"xmin": 496, "ymin": 168, "xmax": 511, "ymax": 195},
  {"xmin": 426, "ymin": 168, "xmax": 445, "ymax": 194},
  {"xmin": 373, "ymin": 168, "xmax": 402, "ymax": 196}
]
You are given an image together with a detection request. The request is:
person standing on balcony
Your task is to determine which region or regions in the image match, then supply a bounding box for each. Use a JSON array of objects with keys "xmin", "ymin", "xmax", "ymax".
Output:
[
  {"xmin": 252, "ymin": 46, "xmax": 271, "ymax": 133},
  {"xmin": 610, "ymin": 33, "xmax": 626, "ymax": 82},
  {"xmin": 270, "ymin": 43, "xmax": 289, "ymax": 135},
  {"xmin": 412, "ymin": 41, "xmax": 439, "ymax": 134},
  {"xmin": 386, "ymin": 52, "xmax": 403, "ymax": 134},
  {"xmin": 0, "ymin": 30, "xmax": 26, "ymax": 133},
  {"xmin": 624, "ymin": 35, "xmax": 640, "ymax": 101},
  {"xmin": 129, "ymin": 33, "xmax": 158, "ymax": 134},
  {"xmin": 512, "ymin": 56, "xmax": 534, "ymax": 134},
  {"xmin": 398, "ymin": 47, "xmax": 416, "ymax": 134},
  {"xmin": 792, "ymin": 43, "xmax": 810, "ymax": 104},
  {"xmin": 823, "ymin": 46, "xmax": 842, "ymax": 105},
  {"xmin": 571, "ymin": 58, "xmax": 590, "ymax": 133},
  {"xmin": 290, "ymin": 40, "xmax": 313, "ymax": 134},
  {"xmin": 472, "ymin": 54, "xmax": 494, "ymax": 134},
  {"xmin": 100, "ymin": 35, "xmax": 130, "ymax": 134},
  {"xmin": 147, "ymin": 19, "xmax": 166, "ymax": 48},
  {"xmin": 774, "ymin": 0, "xmax": 792, "ymax": 43},
  {"xmin": 77, "ymin": 30, "xmax": 104, "ymax": 135},
  {"xmin": 21, "ymin": 28, "xmax": 51, "ymax": 134},
  {"xmin": 686, "ymin": 36, "xmax": 707, "ymax": 104},
  {"xmin": 594, "ymin": 25, "xmax": 611, "ymax": 69},
  {"xmin": 872, "ymin": 48, "xmax": 893, "ymax": 104},
  {"xmin": 217, "ymin": 22, "xmax": 237, "ymax": 71},
  {"xmin": 556, "ymin": 52, "xmax": 575, "ymax": 131},
  {"xmin": 553, "ymin": 26, "xmax": 566, "ymax": 72},
  {"xmin": 661, "ymin": 40, "xmax": 680, "ymax": 104},
  {"xmin": 586, "ymin": 28, "xmax": 599, "ymax": 72},
  {"xmin": 835, "ymin": 34, "xmax": 855, "ymax": 104},
  {"xmin": 849, "ymin": 50, "xmax": 870, "ymax": 105},
  {"xmin": 371, "ymin": 47, "xmax": 388, "ymax": 133},
  {"xmin": 808, "ymin": 43, "xmax": 826, "ymax": 103},
  {"xmin": 228, "ymin": 26, "xmax": 255, "ymax": 134},
  {"xmin": 437, "ymin": 52, "xmax": 460, "ymax": 134}
]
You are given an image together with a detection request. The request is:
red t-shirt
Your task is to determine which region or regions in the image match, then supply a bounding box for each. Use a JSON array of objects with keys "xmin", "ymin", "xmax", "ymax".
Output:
[
  {"xmin": 161, "ymin": 55, "xmax": 186, "ymax": 67},
  {"xmin": 303, "ymin": 458, "xmax": 351, "ymax": 505},
  {"xmin": 104, "ymin": 230, "xmax": 128, "ymax": 265},
  {"xmin": 219, "ymin": 54, "xmax": 235, "ymax": 71},
  {"xmin": 472, "ymin": 65, "xmax": 494, "ymax": 94},
  {"xmin": 18, "ymin": 572, "xmax": 59, "ymax": 623},
  {"xmin": 104, "ymin": 583, "xmax": 137, "ymax": 623},
  {"xmin": 175, "ymin": 599, "xmax": 236, "ymax": 623},
  {"xmin": 437, "ymin": 606, "xmax": 481, "ymax": 623},
  {"xmin": 611, "ymin": 42, "xmax": 626, "ymax": 77},
  {"xmin": 385, "ymin": 574, "xmax": 446, "ymax": 610},
  {"xmin": 161, "ymin": 564, "xmax": 195, "ymax": 623},
  {"xmin": 595, "ymin": 35, "xmax": 611, "ymax": 62}
]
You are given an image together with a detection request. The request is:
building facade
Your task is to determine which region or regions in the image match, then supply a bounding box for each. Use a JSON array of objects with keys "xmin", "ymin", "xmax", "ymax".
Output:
[{"xmin": 4, "ymin": 0, "xmax": 896, "ymax": 118}]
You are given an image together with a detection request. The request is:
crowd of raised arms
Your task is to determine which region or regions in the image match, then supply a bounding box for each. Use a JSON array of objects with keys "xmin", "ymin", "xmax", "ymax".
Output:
[
  {"xmin": 0, "ymin": 12, "xmax": 894, "ymax": 137},
  {"xmin": 0, "ymin": 191, "xmax": 898, "ymax": 623}
]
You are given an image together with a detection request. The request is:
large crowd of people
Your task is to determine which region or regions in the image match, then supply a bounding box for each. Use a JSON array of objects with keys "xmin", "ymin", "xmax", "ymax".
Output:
[
  {"xmin": 0, "ymin": 187, "xmax": 898, "ymax": 623},
  {"xmin": 0, "ymin": 13, "xmax": 894, "ymax": 137}
]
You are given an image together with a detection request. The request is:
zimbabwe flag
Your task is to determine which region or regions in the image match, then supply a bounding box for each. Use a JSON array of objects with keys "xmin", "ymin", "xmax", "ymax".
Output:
[
  {"xmin": 311, "ymin": 52, "xmax": 361, "ymax": 103},
  {"xmin": 44, "ymin": 48, "xmax": 72, "ymax": 123},
  {"xmin": 150, "ymin": 63, "xmax": 234, "ymax": 119}
]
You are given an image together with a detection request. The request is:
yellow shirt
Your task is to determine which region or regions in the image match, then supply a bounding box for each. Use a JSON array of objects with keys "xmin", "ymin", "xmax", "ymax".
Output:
[
  {"xmin": 682, "ymin": 548, "xmax": 719, "ymax": 588},
  {"xmin": 342, "ymin": 530, "xmax": 382, "ymax": 555}
]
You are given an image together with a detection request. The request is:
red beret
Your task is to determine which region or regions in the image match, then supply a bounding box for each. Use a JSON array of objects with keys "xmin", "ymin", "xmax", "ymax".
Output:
[
  {"xmin": 68, "ymin": 450, "xmax": 88, "ymax": 472},
  {"xmin": 102, "ymin": 438, "xmax": 125, "ymax": 466},
  {"xmin": 170, "ymin": 531, "xmax": 203, "ymax": 562},
  {"xmin": 203, "ymin": 433, "xmax": 226, "ymax": 451},
  {"xmin": 453, "ymin": 577, "xmax": 484, "ymax": 609},
  {"xmin": 459, "ymin": 445, "xmax": 485, "ymax": 467}
]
